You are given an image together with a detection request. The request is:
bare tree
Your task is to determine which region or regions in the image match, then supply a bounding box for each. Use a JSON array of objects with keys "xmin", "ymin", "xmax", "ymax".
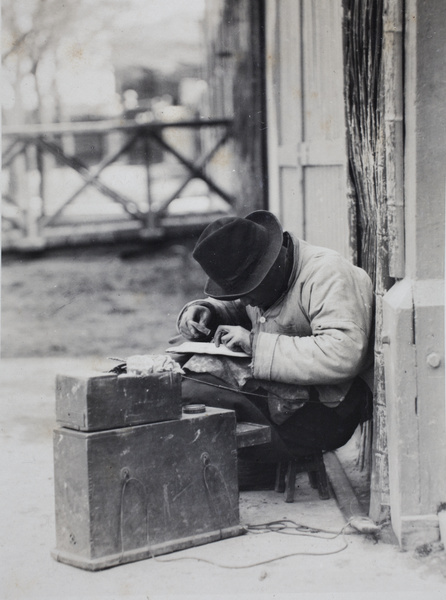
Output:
[{"xmin": 2, "ymin": 0, "xmax": 130, "ymax": 124}]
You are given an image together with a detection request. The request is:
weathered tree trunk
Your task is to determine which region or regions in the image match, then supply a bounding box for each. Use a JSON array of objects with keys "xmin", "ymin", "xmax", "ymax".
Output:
[{"xmin": 343, "ymin": 0, "xmax": 394, "ymax": 522}]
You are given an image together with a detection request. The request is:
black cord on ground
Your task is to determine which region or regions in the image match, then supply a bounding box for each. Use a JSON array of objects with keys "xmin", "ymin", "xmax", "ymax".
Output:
[{"xmin": 150, "ymin": 520, "xmax": 353, "ymax": 569}]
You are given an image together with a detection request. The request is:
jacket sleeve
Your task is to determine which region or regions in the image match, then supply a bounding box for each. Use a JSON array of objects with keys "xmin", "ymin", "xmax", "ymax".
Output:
[
  {"xmin": 251, "ymin": 258, "xmax": 374, "ymax": 385},
  {"xmin": 177, "ymin": 298, "xmax": 252, "ymax": 334}
]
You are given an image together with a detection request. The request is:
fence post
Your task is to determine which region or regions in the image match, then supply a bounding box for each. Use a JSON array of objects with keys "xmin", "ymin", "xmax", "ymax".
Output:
[
  {"xmin": 9, "ymin": 146, "xmax": 29, "ymax": 244},
  {"xmin": 144, "ymin": 133, "xmax": 155, "ymax": 232}
]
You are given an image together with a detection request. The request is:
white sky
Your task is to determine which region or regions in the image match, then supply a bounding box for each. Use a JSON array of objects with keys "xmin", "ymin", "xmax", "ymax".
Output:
[
  {"xmin": 118, "ymin": 0, "xmax": 205, "ymax": 27},
  {"xmin": 2, "ymin": 0, "xmax": 207, "ymax": 117}
]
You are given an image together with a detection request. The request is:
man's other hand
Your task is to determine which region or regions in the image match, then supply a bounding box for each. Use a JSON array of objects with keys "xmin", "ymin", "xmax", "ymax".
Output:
[
  {"xmin": 214, "ymin": 325, "xmax": 252, "ymax": 355},
  {"xmin": 179, "ymin": 305, "xmax": 212, "ymax": 340}
]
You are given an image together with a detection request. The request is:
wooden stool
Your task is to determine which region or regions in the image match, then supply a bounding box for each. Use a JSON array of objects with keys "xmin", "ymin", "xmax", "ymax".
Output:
[{"xmin": 275, "ymin": 453, "xmax": 330, "ymax": 502}]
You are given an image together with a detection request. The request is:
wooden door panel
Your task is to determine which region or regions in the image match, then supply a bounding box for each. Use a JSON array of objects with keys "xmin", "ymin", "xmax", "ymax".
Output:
[
  {"xmin": 277, "ymin": 0, "xmax": 302, "ymax": 146},
  {"xmin": 281, "ymin": 167, "xmax": 305, "ymax": 238},
  {"xmin": 266, "ymin": 0, "xmax": 352, "ymax": 258},
  {"xmin": 302, "ymin": 0, "xmax": 346, "ymax": 142},
  {"xmin": 304, "ymin": 166, "xmax": 350, "ymax": 252}
]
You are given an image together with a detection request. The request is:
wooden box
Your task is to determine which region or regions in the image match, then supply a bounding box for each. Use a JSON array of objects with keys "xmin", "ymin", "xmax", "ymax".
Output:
[
  {"xmin": 55, "ymin": 371, "xmax": 181, "ymax": 431},
  {"xmin": 52, "ymin": 407, "xmax": 243, "ymax": 570}
]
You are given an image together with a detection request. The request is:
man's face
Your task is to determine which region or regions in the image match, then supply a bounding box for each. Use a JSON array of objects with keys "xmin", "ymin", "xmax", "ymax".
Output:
[
  {"xmin": 236, "ymin": 246, "xmax": 288, "ymax": 310},
  {"xmin": 237, "ymin": 271, "xmax": 280, "ymax": 309}
]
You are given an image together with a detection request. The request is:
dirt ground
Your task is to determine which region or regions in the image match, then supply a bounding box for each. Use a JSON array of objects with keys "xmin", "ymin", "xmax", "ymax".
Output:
[
  {"xmin": 1, "ymin": 237, "xmax": 206, "ymax": 360},
  {"xmin": 2, "ymin": 358, "xmax": 446, "ymax": 599}
]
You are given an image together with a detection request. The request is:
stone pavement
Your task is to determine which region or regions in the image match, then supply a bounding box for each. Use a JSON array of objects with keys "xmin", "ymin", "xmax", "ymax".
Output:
[{"xmin": 1, "ymin": 358, "xmax": 445, "ymax": 600}]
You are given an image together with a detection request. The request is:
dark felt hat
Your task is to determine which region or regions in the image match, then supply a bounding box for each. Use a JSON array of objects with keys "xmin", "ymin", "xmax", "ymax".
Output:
[{"xmin": 192, "ymin": 210, "xmax": 283, "ymax": 299}]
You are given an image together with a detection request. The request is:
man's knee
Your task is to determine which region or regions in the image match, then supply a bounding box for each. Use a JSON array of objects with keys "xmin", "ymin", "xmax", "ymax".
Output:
[
  {"xmin": 181, "ymin": 375, "xmax": 212, "ymax": 405},
  {"xmin": 181, "ymin": 373, "xmax": 239, "ymax": 411},
  {"xmin": 181, "ymin": 373, "xmax": 272, "ymax": 425}
]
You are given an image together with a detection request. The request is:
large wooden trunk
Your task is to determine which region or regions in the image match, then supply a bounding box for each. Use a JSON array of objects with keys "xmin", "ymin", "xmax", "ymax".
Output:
[{"xmin": 53, "ymin": 407, "xmax": 242, "ymax": 570}]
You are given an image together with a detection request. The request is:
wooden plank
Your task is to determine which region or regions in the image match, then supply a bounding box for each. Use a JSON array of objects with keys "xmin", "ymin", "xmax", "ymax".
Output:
[
  {"xmin": 325, "ymin": 451, "xmax": 382, "ymax": 534},
  {"xmin": 278, "ymin": 0, "xmax": 302, "ymax": 146},
  {"xmin": 281, "ymin": 167, "xmax": 305, "ymax": 238},
  {"xmin": 304, "ymin": 165, "xmax": 350, "ymax": 256},
  {"xmin": 302, "ymin": 0, "xmax": 346, "ymax": 142},
  {"xmin": 236, "ymin": 422, "xmax": 271, "ymax": 448},
  {"xmin": 383, "ymin": 0, "xmax": 405, "ymax": 278},
  {"xmin": 266, "ymin": 1, "xmax": 349, "ymax": 253},
  {"xmin": 2, "ymin": 140, "xmax": 26, "ymax": 166},
  {"xmin": 413, "ymin": 281, "xmax": 446, "ymax": 512},
  {"xmin": 265, "ymin": 0, "xmax": 281, "ymax": 215},
  {"xmin": 301, "ymin": 0, "xmax": 348, "ymax": 257},
  {"xmin": 324, "ymin": 451, "xmax": 367, "ymax": 519},
  {"xmin": 299, "ymin": 140, "xmax": 345, "ymax": 166},
  {"xmin": 3, "ymin": 118, "xmax": 233, "ymax": 138},
  {"xmin": 277, "ymin": 0, "xmax": 304, "ymax": 236}
]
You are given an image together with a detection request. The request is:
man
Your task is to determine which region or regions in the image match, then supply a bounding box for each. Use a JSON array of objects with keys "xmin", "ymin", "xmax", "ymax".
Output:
[{"xmin": 177, "ymin": 210, "xmax": 374, "ymax": 482}]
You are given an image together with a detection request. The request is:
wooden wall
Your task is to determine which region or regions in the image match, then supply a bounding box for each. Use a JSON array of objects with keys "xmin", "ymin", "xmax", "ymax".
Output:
[{"xmin": 383, "ymin": 0, "xmax": 446, "ymax": 548}]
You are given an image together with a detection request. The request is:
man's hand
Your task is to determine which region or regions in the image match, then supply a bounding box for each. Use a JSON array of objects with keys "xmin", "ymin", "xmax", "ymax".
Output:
[
  {"xmin": 214, "ymin": 325, "xmax": 252, "ymax": 355},
  {"xmin": 179, "ymin": 305, "xmax": 212, "ymax": 340}
]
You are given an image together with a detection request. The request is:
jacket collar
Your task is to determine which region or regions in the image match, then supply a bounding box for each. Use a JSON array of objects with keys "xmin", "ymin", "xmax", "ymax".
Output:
[{"xmin": 258, "ymin": 232, "xmax": 299, "ymax": 316}]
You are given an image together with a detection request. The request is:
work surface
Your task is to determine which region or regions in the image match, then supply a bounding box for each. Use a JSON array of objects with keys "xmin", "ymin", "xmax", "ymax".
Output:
[{"xmin": 1, "ymin": 358, "xmax": 445, "ymax": 600}]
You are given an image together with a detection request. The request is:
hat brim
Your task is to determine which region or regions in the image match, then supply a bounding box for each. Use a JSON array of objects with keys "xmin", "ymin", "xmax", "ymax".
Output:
[{"xmin": 204, "ymin": 210, "xmax": 283, "ymax": 300}]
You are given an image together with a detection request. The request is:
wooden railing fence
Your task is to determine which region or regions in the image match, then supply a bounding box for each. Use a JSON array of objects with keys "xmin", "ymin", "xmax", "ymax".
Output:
[{"xmin": 2, "ymin": 118, "xmax": 234, "ymax": 249}]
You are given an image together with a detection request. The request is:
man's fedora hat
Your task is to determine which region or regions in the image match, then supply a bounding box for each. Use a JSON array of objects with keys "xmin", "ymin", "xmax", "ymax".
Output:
[{"xmin": 192, "ymin": 210, "xmax": 283, "ymax": 300}]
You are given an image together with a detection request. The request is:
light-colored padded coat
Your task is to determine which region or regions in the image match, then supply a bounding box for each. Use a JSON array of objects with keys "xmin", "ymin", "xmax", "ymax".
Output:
[{"xmin": 179, "ymin": 234, "xmax": 375, "ymax": 407}]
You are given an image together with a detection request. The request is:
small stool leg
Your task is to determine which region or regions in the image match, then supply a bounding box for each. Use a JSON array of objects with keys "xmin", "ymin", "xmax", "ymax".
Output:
[
  {"xmin": 285, "ymin": 461, "xmax": 297, "ymax": 503},
  {"xmin": 316, "ymin": 462, "xmax": 330, "ymax": 500},
  {"xmin": 308, "ymin": 470, "xmax": 319, "ymax": 489},
  {"xmin": 275, "ymin": 462, "xmax": 287, "ymax": 493}
]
